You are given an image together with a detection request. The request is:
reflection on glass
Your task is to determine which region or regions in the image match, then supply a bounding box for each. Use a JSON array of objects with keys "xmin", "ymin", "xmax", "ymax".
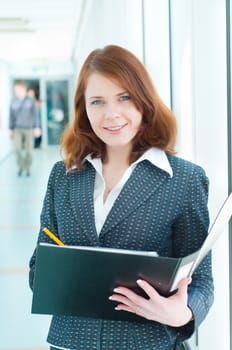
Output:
[{"xmin": 46, "ymin": 80, "xmax": 69, "ymax": 145}]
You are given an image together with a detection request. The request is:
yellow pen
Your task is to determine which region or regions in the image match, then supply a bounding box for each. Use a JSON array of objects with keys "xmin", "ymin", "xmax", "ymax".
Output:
[{"xmin": 43, "ymin": 227, "xmax": 64, "ymax": 246}]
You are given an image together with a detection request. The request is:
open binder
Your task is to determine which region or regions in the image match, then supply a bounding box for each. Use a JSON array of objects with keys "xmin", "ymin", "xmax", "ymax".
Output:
[{"xmin": 31, "ymin": 193, "xmax": 232, "ymax": 321}]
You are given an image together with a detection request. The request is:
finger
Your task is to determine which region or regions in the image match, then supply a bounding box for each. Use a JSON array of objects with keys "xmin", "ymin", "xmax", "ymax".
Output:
[
  {"xmin": 115, "ymin": 302, "xmax": 146, "ymax": 318},
  {"xmin": 176, "ymin": 277, "xmax": 192, "ymax": 297},
  {"xmin": 112, "ymin": 286, "xmax": 145, "ymax": 305},
  {"xmin": 178, "ymin": 277, "xmax": 192, "ymax": 289},
  {"xmin": 136, "ymin": 279, "xmax": 161, "ymax": 300},
  {"xmin": 109, "ymin": 293, "xmax": 136, "ymax": 309},
  {"xmin": 115, "ymin": 304, "xmax": 137, "ymax": 314},
  {"xmin": 109, "ymin": 292, "xmax": 141, "ymax": 315}
]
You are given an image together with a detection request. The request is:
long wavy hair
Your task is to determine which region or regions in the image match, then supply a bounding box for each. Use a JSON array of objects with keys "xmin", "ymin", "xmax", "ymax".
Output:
[{"xmin": 61, "ymin": 45, "xmax": 177, "ymax": 170}]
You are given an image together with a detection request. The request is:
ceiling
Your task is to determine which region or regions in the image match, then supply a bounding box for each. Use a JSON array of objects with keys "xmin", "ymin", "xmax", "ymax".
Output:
[{"xmin": 0, "ymin": 0, "xmax": 84, "ymax": 63}]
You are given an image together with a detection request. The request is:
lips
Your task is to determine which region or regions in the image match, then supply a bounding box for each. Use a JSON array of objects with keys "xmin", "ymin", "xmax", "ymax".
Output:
[{"xmin": 103, "ymin": 123, "xmax": 127, "ymax": 131}]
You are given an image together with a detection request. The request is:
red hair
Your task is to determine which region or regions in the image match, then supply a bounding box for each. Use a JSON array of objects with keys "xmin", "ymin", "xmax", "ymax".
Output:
[{"xmin": 61, "ymin": 45, "xmax": 177, "ymax": 170}]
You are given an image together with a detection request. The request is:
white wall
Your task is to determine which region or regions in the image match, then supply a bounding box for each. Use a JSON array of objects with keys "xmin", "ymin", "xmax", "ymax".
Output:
[
  {"xmin": 10, "ymin": 60, "xmax": 74, "ymax": 77},
  {"xmin": 73, "ymin": 0, "xmax": 143, "ymax": 73},
  {"xmin": 0, "ymin": 61, "xmax": 12, "ymax": 160},
  {"xmin": 171, "ymin": 1, "xmax": 229, "ymax": 349},
  {"xmin": 170, "ymin": 0, "xmax": 195, "ymax": 160},
  {"xmin": 143, "ymin": 0, "xmax": 171, "ymax": 107}
]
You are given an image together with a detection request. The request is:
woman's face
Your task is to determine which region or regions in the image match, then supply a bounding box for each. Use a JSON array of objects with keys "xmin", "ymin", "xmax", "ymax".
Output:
[{"xmin": 85, "ymin": 73, "xmax": 142, "ymax": 152}]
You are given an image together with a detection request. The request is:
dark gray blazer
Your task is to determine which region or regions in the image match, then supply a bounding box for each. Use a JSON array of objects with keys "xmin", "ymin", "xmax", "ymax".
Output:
[{"xmin": 29, "ymin": 154, "xmax": 214, "ymax": 350}]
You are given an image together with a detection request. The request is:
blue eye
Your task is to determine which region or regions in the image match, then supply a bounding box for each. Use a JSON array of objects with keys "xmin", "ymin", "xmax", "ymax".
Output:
[
  {"xmin": 119, "ymin": 95, "xmax": 131, "ymax": 101},
  {"xmin": 91, "ymin": 99, "xmax": 103, "ymax": 105}
]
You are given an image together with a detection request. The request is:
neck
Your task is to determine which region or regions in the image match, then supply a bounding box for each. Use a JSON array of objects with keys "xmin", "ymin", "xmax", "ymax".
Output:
[{"xmin": 105, "ymin": 145, "xmax": 131, "ymax": 167}]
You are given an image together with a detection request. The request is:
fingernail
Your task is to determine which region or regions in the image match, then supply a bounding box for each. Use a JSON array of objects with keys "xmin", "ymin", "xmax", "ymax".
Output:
[
  {"xmin": 108, "ymin": 296, "xmax": 113, "ymax": 300},
  {"xmin": 113, "ymin": 288, "xmax": 119, "ymax": 292},
  {"xmin": 137, "ymin": 279, "xmax": 142, "ymax": 285}
]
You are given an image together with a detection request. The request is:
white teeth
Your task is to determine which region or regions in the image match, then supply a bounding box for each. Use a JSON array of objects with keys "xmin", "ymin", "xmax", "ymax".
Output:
[{"xmin": 106, "ymin": 126, "xmax": 123, "ymax": 131}]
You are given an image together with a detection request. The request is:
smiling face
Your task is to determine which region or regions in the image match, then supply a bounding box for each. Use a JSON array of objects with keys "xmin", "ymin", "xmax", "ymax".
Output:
[{"xmin": 85, "ymin": 73, "xmax": 142, "ymax": 155}]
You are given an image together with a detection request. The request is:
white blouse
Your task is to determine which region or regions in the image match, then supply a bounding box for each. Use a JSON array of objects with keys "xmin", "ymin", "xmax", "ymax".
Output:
[{"xmin": 85, "ymin": 147, "xmax": 173, "ymax": 235}]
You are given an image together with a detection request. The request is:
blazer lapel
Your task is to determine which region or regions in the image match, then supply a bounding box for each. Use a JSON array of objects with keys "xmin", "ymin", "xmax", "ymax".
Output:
[
  {"xmin": 69, "ymin": 163, "xmax": 99, "ymax": 245},
  {"xmin": 99, "ymin": 161, "xmax": 170, "ymax": 237}
]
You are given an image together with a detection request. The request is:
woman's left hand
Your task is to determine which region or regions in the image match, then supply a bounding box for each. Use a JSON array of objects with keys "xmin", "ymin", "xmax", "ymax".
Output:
[{"xmin": 109, "ymin": 278, "xmax": 193, "ymax": 327}]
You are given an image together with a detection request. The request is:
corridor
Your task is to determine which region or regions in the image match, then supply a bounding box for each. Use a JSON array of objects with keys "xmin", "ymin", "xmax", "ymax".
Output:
[{"xmin": 0, "ymin": 147, "xmax": 60, "ymax": 349}]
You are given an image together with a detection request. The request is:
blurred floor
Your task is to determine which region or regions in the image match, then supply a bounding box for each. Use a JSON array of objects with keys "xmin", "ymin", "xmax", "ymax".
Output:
[{"xmin": 0, "ymin": 147, "xmax": 60, "ymax": 350}]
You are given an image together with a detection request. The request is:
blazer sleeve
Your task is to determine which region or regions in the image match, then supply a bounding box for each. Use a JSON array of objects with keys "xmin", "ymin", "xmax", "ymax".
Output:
[
  {"xmin": 9, "ymin": 103, "xmax": 15, "ymax": 130},
  {"xmin": 171, "ymin": 165, "xmax": 214, "ymax": 342},
  {"xmin": 29, "ymin": 162, "xmax": 61, "ymax": 290}
]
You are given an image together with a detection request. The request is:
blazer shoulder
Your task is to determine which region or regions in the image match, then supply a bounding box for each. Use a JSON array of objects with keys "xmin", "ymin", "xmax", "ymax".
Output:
[
  {"xmin": 167, "ymin": 154, "xmax": 207, "ymax": 179},
  {"xmin": 51, "ymin": 160, "xmax": 66, "ymax": 172},
  {"xmin": 48, "ymin": 160, "xmax": 67, "ymax": 182},
  {"xmin": 49, "ymin": 160, "xmax": 93, "ymax": 182}
]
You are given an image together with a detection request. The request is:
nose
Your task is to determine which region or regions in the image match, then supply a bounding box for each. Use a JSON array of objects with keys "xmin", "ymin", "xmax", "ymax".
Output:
[{"xmin": 104, "ymin": 101, "xmax": 121, "ymax": 119}]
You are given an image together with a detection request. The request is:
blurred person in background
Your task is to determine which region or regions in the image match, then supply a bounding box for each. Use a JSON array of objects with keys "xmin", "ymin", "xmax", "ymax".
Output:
[
  {"xmin": 9, "ymin": 81, "xmax": 41, "ymax": 176},
  {"xmin": 27, "ymin": 87, "xmax": 42, "ymax": 148}
]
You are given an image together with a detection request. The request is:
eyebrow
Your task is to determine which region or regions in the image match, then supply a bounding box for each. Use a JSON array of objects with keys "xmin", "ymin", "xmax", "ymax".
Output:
[
  {"xmin": 87, "ymin": 95, "xmax": 103, "ymax": 100},
  {"xmin": 87, "ymin": 91, "xmax": 128, "ymax": 100}
]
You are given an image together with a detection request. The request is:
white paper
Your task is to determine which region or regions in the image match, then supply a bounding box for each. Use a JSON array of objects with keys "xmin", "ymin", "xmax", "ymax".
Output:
[{"xmin": 190, "ymin": 193, "xmax": 232, "ymax": 275}]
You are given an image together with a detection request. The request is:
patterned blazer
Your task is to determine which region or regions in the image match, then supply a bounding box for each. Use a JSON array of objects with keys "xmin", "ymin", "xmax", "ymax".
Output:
[{"xmin": 29, "ymin": 154, "xmax": 214, "ymax": 350}]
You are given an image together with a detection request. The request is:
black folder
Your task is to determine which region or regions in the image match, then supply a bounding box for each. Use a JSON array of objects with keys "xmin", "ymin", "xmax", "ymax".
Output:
[{"xmin": 31, "ymin": 193, "xmax": 232, "ymax": 321}]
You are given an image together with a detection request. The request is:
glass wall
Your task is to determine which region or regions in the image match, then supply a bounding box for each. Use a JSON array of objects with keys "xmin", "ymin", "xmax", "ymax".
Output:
[
  {"xmin": 227, "ymin": 2, "xmax": 232, "ymax": 350},
  {"xmin": 170, "ymin": 1, "xmax": 229, "ymax": 349},
  {"xmin": 45, "ymin": 80, "xmax": 69, "ymax": 145}
]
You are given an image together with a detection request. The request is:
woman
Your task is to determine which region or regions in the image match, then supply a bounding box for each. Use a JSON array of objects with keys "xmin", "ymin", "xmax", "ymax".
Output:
[{"xmin": 29, "ymin": 45, "xmax": 214, "ymax": 350}]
